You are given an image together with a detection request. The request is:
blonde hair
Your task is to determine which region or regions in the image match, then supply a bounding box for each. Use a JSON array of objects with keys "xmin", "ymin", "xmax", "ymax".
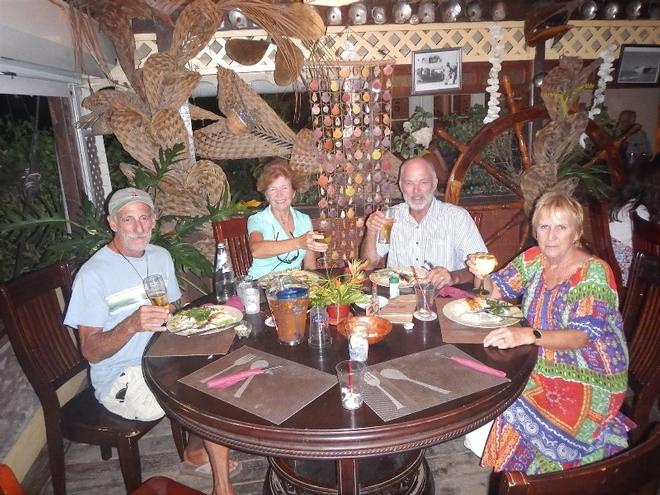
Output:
[
  {"xmin": 531, "ymin": 190, "xmax": 584, "ymax": 239},
  {"xmin": 256, "ymin": 159, "xmax": 303, "ymax": 194}
]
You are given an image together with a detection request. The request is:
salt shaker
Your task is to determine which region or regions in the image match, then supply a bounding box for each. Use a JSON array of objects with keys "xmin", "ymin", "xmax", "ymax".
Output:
[
  {"xmin": 389, "ymin": 274, "xmax": 400, "ymax": 299},
  {"xmin": 349, "ymin": 326, "xmax": 369, "ymax": 362},
  {"xmin": 366, "ymin": 282, "xmax": 380, "ymax": 316}
]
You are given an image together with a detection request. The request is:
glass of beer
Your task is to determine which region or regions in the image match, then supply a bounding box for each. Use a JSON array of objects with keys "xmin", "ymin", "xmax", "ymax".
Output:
[
  {"xmin": 378, "ymin": 208, "xmax": 394, "ymax": 244},
  {"xmin": 143, "ymin": 274, "xmax": 169, "ymax": 307},
  {"xmin": 473, "ymin": 252, "xmax": 498, "ymax": 296}
]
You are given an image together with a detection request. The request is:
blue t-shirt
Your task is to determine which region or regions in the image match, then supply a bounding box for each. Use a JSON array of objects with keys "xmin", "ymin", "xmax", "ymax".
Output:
[
  {"xmin": 247, "ymin": 206, "xmax": 312, "ymax": 279},
  {"xmin": 64, "ymin": 244, "xmax": 181, "ymax": 400}
]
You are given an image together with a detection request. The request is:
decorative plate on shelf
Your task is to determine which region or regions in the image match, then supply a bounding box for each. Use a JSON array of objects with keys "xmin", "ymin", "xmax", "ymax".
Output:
[
  {"xmin": 257, "ymin": 269, "xmax": 324, "ymax": 288},
  {"xmin": 166, "ymin": 305, "xmax": 243, "ymax": 337},
  {"xmin": 369, "ymin": 267, "xmax": 427, "ymax": 289},
  {"xmin": 442, "ymin": 298, "xmax": 523, "ymax": 329}
]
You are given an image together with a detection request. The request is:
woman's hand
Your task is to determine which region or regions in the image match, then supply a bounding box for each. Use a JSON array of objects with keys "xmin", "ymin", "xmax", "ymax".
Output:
[
  {"xmin": 483, "ymin": 326, "xmax": 535, "ymax": 349},
  {"xmin": 299, "ymin": 232, "xmax": 328, "ymax": 253}
]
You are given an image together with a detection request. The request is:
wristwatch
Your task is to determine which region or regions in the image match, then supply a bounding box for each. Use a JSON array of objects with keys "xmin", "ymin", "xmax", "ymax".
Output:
[{"xmin": 532, "ymin": 328, "xmax": 542, "ymax": 344}]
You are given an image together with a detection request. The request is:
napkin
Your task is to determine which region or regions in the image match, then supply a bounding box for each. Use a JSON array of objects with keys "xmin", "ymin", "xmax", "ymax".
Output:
[
  {"xmin": 207, "ymin": 368, "xmax": 267, "ymax": 389},
  {"xmin": 205, "ymin": 296, "xmax": 245, "ymax": 312},
  {"xmin": 447, "ymin": 356, "xmax": 507, "ymax": 378},
  {"xmin": 437, "ymin": 286, "xmax": 473, "ymax": 299},
  {"xmin": 378, "ymin": 294, "xmax": 416, "ymax": 324}
]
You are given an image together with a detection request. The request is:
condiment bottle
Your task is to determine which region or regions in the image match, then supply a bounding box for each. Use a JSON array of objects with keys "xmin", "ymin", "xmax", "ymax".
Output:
[
  {"xmin": 214, "ymin": 242, "xmax": 236, "ymax": 303},
  {"xmin": 389, "ymin": 274, "xmax": 400, "ymax": 299},
  {"xmin": 366, "ymin": 282, "xmax": 380, "ymax": 316}
]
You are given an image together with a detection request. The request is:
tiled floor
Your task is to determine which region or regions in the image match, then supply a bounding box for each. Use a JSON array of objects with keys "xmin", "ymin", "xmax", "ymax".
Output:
[{"xmin": 25, "ymin": 419, "xmax": 493, "ymax": 495}]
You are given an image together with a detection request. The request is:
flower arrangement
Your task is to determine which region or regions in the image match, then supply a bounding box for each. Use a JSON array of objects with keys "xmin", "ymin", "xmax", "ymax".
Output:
[
  {"xmin": 310, "ymin": 259, "xmax": 369, "ymax": 307},
  {"xmin": 588, "ymin": 44, "xmax": 616, "ymax": 120},
  {"xmin": 391, "ymin": 106, "xmax": 434, "ymax": 159}
]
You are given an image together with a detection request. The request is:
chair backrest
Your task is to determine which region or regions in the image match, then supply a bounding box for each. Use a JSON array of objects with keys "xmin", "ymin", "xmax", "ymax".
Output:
[
  {"xmin": 631, "ymin": 209, "xmax": 660, "ymax": 257},
  {"xmin": 212, "ymin": 217, "xmax": 252, "ymax": 277},
  {"xmin": 0, "ymin": 262, "xmax": 85, "ymax": 405},
  {"xmin": 585, "ymin": 200, "xmax": 623, "ymax": 292},
  {"xmin": 0, "ymin": 464, "xmax": 26, "ymax": 495},
  {"xmin": 621, "ymin": 251, "xmax": 660, "ymax": 436},
  {"xmin": 498, "ymin": 425, "xmax": 660, "ymax": 495}
]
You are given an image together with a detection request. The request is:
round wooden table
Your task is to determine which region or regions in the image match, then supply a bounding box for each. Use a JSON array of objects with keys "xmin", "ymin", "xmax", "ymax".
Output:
[{"xmin": 143, "ymin": 301, "xmax": 536, "ymax": 495}]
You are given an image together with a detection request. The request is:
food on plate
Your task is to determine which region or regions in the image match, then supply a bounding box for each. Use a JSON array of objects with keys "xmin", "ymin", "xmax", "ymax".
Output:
[
  {"xmin": 258, "ymin": 269, "xmax": 323, "ymax": 288},
  {"xmin": 370, "ymin": 267, "xmax": 427, "ymax": 288},
  {"xmin": 445, "ymin": 297, "xmax": 522, "ymax": 328},
  {"xmin": 166, "ymin": 305, "xmax": 241, "ymax": 336}
]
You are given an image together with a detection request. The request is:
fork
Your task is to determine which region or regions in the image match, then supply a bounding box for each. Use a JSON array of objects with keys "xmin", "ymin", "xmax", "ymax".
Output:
[
  {"xmin": 200, "ymin": 352, "xmax": 256, "ymax": 384},
  {"xmin": 364, "ymin": 371, "xmax": 404, "ymax": 410}
]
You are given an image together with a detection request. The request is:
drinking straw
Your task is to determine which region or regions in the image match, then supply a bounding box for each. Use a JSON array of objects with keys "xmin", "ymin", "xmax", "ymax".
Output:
[{"xmin": 411, "ymin": 266, "xmax": 428, "ymax": 310}]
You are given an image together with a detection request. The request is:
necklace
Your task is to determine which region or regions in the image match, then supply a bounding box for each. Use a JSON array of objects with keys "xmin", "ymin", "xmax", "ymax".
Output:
[{"xmin": 111, "ymin": 241, "xmax": 149, "ymax": 282}]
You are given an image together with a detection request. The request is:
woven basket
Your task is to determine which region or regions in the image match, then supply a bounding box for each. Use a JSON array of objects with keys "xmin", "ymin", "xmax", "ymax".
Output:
[
  {"xmin": 149, "ymin": 108, "xmax": 191, "ymax": 158},
  {"xmin": 109, "ymin": 103, "xmax": 158, "ymax": 171},
  {"xmin": 184, "ymin": 159, "xmax": 229, "ymax": 206}
]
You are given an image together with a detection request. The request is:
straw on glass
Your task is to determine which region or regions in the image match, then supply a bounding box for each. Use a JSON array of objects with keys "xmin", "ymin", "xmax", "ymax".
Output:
[{"xmin": 410, "ymin": 266, "xmax": 428, "ymax": 310}]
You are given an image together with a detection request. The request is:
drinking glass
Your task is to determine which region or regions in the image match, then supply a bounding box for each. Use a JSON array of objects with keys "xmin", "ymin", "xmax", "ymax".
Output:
[
  {"xmin": 143, "ymin": 274, "xmax": 168, "ymax": 307},
  {"xmin": 378, "ymin": 207, "xmax": 394, "ymax": 244},
  {"xmin": 266, "ymin": 276, "xmax": 309, "ymax": 345},
  {"xmin": 336, "ymin": 360, "xmax": 365, "ymax": 410},
  {"xmin": 315, "ymin": 219, "xmax": 332, "ymax": 268},
  {"xmin": 413, "ymin": 281, "xmax": 437, "ymax": 321},
  {"xmin": 237, "ymin": 276, "xmax": 260, "ymax": 314},
  {"xmin": 473, "ymin": 252, "xmax": 498, "ymax": 296}
]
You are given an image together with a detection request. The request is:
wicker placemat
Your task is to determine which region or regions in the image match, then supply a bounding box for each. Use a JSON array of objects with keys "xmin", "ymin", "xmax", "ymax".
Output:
[
  {"xmin": 363, "ymin": 345, "xmax": 509, "ymax": 422},
  {"xmin": 179, "ymin": 346, "xmax": 337, "ymax": 425}
]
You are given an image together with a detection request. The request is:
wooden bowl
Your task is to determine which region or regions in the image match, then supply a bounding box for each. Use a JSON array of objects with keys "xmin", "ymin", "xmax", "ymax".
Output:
[{"xmin": 337, "ymin": 316, "xmax": 393, "ymax": 345}]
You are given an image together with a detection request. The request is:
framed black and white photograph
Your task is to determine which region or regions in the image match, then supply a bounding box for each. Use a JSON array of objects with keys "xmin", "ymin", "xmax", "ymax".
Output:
[
  {"xmin": 615, "ymin": 44, "xmax": 660, "ymax": 85},
  {"xmin": 412, "ymin": 47, "xmax": 462, "ymax": 94}
]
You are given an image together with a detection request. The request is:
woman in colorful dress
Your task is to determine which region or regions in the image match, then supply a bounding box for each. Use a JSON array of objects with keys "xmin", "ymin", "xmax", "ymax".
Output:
[
  {"xmin": 466, "ymin": 190, "xmax": 632, "ymax": 474},
  {"xmin": 248, "ymin": 159, "xmax": 327, "ymax": 279}
]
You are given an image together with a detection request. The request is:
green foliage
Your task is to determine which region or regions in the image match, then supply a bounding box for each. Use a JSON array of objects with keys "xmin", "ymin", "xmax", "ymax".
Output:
[
  {"xmin": 309, "ymin": 260, "xmax": 369, "ymax": 307},
  {"xmin": 133, "ymin": 143, "xmax": 186, "ymax": 193},
  {"xmin": 391, "ymin": 106, "xmax": 434, "ymax": 159}
]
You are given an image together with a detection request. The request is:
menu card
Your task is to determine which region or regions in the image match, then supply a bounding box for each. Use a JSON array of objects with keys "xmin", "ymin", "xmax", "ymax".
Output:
[
  {"xmin": 179, "ymin": 346, "xmax": 337, "ymax": 425},
  {"xmin": 363, "ymin": 345, "xmax": 509, "ymax": 422}
]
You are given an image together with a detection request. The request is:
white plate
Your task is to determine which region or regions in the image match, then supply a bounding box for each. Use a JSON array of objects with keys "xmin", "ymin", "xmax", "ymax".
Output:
[
  {"xmin": 442, "ymin": 298, "xmax": 522, "ymax": 329},
  {"xmin": 257, "ymin": 269, "xmax": 324, "ymax": 288},
  {"xmin": 166, "ymin": 305, "xmax": 243, "ymax": 336},
  {"xmin": 355, "ymin": 295, "xmax": 389, "ymax": 310},
  {"xmin": 369, "ymin": 267, "xmax": 428, "ymax": 289}
]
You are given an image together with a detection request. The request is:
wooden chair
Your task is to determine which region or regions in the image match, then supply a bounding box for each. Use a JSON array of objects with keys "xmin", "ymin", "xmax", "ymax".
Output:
[
  {"xmin": 212, "ymin": 217, "xmax": 252, "ymax": 277},
  {"xmin": 0, "ymin": 464, "xmax": 203, "ymax": 495},
  {"xmin": 585, "ymin": 200, "xmax": 623, "ymax": 294},
  {"xmin": 0, "ymin": 262, "xmax": 184, "ymax": 495},
  {"xmin": 631, "ymin": 209, "xmax": 660, "ymax": 257},
  {"xmin": 621, "ymin": 251, "xmax": 660, "ymax": 441},
  {"xmin": 498, "ymin": 425, "xmax": 660, "ymax": 495}
]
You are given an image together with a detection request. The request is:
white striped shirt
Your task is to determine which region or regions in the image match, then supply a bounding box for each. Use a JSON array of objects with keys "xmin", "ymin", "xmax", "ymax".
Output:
[{"xmin": 376, "ymin": 199, "xmax": 486, "ymax": 270}]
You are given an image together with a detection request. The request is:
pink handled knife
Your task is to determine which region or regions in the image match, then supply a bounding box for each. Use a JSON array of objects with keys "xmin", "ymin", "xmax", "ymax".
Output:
[{"xmin": 448, "ymin": 356, "xmax": 507, "ymax": 378}]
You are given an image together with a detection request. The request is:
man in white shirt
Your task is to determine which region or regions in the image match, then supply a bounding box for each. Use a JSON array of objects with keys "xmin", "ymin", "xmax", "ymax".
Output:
[{"xmin": 361, "ymin": 157, "xmax": 487, "ymax": 288}]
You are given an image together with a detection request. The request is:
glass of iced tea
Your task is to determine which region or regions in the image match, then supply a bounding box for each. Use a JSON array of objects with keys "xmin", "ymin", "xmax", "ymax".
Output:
[
  {"xmin": 143, "ymin": 274, "xmax": 169, "ymax": 307},
  {"xmin": 378, "ymin": 208, "xmax": 394, "ymax": 244},
  {"xmin": 473, "ymin": 252, "xmax": 498, "ymax": 296},
  {"xmin": 266, "ymin": 276, "xmax": 309, "ymax": 345}
]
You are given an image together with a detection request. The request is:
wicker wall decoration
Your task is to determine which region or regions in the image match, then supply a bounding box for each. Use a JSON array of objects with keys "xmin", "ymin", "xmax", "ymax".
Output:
[{"xmin": 308, "ymin": 61, "xmax": 396, "ymax": 265}]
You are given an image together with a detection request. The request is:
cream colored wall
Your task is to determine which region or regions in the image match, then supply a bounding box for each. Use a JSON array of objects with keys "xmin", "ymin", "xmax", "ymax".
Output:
[
  {"xmin": 604, "ymin": 87, "xmax": 660, "ymax": 154},
  {"xmin": 2, "ymin": 372, "xmax": 87, "ymax": 482}
]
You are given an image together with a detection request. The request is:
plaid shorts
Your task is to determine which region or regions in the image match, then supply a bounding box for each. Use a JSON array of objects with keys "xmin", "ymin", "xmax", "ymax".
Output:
[{"xmin": 99, "ymin": 365, "xmax": 165, "ymax": 421}]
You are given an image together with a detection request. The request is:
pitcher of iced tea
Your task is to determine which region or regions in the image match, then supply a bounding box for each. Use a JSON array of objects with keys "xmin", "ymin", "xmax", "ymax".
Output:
[{"xmin": 266, "ymin": 275, "xmax": 310, "ymax": 346}]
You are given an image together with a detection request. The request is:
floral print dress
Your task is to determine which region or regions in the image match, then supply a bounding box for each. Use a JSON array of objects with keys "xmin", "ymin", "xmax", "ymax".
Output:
[{"xmin": 481, "ymin": 247, "xmax": 633, "ymax": 474}]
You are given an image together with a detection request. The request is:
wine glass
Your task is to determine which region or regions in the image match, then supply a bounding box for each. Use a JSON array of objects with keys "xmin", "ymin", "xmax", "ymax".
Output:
[{"xmin": 473, "ymin": 252, "xmax": 497, "ymax": 297}]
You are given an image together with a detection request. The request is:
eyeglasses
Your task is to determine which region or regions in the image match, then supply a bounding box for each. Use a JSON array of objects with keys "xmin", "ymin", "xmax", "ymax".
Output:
[{"xmin": 274, "ymin": 232, "xmax": 300, "ymax": 265}]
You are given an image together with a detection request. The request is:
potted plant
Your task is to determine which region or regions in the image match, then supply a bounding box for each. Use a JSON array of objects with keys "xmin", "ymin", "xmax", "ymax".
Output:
[{"xmin": 310, "ymin": 259, "xmax": 369, "ymax": 325}]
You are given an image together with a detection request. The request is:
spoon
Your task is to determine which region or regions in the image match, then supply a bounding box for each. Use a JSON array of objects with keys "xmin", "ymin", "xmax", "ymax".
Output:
[
  {"xmin": 200, "ymin": 352, "xmax": 255, "ymax": 384},
  {"xmin": 380, "ymin": 368, "xmax": 449, "ymax": 394},
  {"xmin": 364, "ymin": 371, "xmax": 404, "ymax": 410},
  {"xmin": 234, "ymin": 359, "xmax": 268, "ymax": 398}
]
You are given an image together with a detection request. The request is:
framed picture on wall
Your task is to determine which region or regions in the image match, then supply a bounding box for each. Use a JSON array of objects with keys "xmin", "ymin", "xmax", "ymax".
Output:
[
  {"xmin": 615, "ymin": 44, "xmax": 660, "ymax": 85},
  {"xmin": 412, "ymin": 47, "xmax": 462, "ymax": 94}
]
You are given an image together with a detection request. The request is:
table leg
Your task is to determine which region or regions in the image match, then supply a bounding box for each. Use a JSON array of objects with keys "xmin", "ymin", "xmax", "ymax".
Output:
[{"xmin": 337, "ymin": 458, "xmax": 359, "ymax": 495}]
